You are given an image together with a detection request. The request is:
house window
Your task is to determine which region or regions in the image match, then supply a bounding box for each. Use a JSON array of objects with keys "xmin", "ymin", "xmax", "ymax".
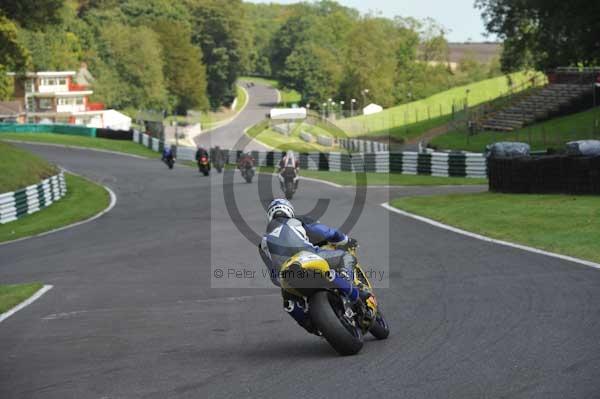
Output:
[
  {"xmin": 75, "ymin": 97, "xmax": 84, "ymax": 105},
  {"xmin": 59, "ymin": 78, "xmax": 67, "ymax": 85},
  {"xmin": 39, "ymin": 98, "xmax": 53, "ymax": 110}
]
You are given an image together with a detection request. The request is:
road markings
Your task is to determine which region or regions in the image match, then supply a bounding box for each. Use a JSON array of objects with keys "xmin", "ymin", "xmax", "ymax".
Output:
[
  {"xmin": 381, "ymin": 202, "xmax": 600, "ymax": 270},
  {"xmin": 298, "ymin": 176, "xmax": 343, "ymax": 188},
  {"xmin": 0, "ymin": 285, "xmax": 53, "ymax": 323}
]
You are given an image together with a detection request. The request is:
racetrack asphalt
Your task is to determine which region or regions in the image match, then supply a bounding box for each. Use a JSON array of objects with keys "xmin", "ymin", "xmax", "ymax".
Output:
[
  {"xmin": 1, "ymin": 143, "xmax": 600, "ymax": 398},
  {"xmin": 194, "ymin": 83, "xmax": 276, "ymax": 151}
]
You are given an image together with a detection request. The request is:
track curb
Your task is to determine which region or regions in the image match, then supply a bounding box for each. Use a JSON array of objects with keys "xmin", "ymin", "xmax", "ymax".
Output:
[{"xmin": 382, "ymin": 202, "xmax": 600, "ymax": 270}]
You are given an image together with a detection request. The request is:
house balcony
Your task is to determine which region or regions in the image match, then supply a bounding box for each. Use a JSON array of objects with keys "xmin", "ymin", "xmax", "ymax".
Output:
[
  {"xmin": 68, "ymin": 82, "xmax": 89, "ymax": 91},
  {"xmin": 86, "ymin": 102, "xmax": 104, "ymax": 111}
]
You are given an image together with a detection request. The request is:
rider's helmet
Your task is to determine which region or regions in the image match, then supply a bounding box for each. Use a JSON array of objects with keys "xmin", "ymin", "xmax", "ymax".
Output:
[{"xmin": 267, "ymin": 198, "xmax": 295, "ymax": 222}]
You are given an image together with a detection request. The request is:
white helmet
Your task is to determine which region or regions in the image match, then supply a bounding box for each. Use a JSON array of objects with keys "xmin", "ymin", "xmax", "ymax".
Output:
[{"xmin": 267, "ymin": 198, "xmax": 295, "ymax": 222}]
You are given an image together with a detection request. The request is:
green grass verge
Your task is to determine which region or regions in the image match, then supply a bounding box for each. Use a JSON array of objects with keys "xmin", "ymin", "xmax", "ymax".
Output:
[
  {"xmin": 239, "ymin": 76, "xmax": 302, "ymax": 106},
  {"xmin": 0, "ymin": 173, "xmax": 110, "ymax": 243},
  {"xmin": 301, "ymin": 170, "xmax": 486, "ymax": 186},
  {"xmin": 0, "ymin": 133, "xmax": 159, "ymax": 158},
  {"xmin": 251, "ymin": 166, "xmax": 486, "ymax": 186},
  {"xmin": 430, "ymin": 108, "xmax": 600, "ymax": 153},
  {"xmin": 391, "ymin": 192, "xmax": 600, "ymax": 263},
  {"xmin": 336, "ymin": 72, "xmax": 541, "ymax": 139},
  {"xmin": 234, "ymin": 84, "xmax": 248, "ymax": 112},
  {"xmin": 165, "ymin": 84, "xmax": 248, "ymax": 129},
  {"xmin": 247, "ymin": 121, "xmax": 339, "ymax": 152},
  {"xmin": 0, "ymin": 141, "xmax": 58, "ymax": 192},
  {"xmin": 0, "ymin": 283, "xmax": 44, "ymax": 314}
]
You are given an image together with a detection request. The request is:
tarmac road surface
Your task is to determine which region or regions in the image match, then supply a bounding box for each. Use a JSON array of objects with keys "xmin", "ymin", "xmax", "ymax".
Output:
[
  {"xmin": 194, "ymin": 82, "xmax": 276, "ymax": 151},
  {"xmin": 1, "ymin": 143, "xmax": 600, "ymax": 398}
]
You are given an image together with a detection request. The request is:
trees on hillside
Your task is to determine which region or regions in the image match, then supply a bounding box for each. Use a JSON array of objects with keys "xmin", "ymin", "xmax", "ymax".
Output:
[
  {"xmin": 188, "ymin": 0, "xmax": 249, "ymax": 109},
  {"xmin": 476, "ymin": 0, "xmax": 600, "ymax": 71},
  {"xmin": 0, "ymin": 0, "xmax": 509, "ymax": 113},
  {"xmin": 152, "ymin": 20, "xmax": 208, "ymax": 113},
  {"xmin": 99, "ymin": 24, "xmax": 167, "ymax": 109},
  {"xmin": 244, "ymin": 1, "xmax": 503, "ymax": 109}
]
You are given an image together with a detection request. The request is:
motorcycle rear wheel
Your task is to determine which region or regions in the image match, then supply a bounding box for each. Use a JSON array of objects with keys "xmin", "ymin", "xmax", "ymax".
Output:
[
  {"xmin": 285, "ymin": 182, "xmax": 294, "ymax": 199},
  {"xmin": 310, "ymin": 291, "xmax": 363, "ymax": 356}
]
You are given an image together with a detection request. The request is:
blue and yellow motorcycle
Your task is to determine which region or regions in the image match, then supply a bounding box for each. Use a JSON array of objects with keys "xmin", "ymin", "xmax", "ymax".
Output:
[{"xmin": 279, "ymin": 245, "xmax": 389, "ymax": 355}]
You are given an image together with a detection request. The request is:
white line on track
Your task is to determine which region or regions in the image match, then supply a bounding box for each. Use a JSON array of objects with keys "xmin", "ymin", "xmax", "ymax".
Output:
[
  {"xmin": 0, "ymin": 174, "xmax": 117, "ymax": 247},
  {"xmin": 298, "ymin": 176, "xmax": 343, "ymax": 188},
  {"xmin": 381, "ymin": 202, "xmax": 600, "ymax": 270},
  {"xmin": 0, "ymin": 285, "xmax": 53, "ymax": 323}
]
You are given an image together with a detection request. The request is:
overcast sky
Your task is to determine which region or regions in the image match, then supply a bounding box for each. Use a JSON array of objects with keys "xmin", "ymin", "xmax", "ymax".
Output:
[{"xmin": 246, "ymin": 0, "xmax": 496, "ymax": 43}]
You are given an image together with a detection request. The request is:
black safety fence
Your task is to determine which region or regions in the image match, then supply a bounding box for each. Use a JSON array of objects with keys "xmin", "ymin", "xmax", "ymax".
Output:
[
  {"xmin": 488, "ymin": 155, "xmax": 600, "ymax": 194},
  {"xmin": 96, "ymin": 128, "xmax": 133, "ymax": 140}
]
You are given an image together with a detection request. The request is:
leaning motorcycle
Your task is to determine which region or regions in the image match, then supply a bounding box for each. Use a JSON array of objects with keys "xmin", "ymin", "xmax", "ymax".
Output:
[
  {"xmin": 198, "ymin": 155, "xmax": 211, "ymax": 176},
  {"xmin": 240, "ymin": 163, "xmax": 255, "ymax": 183},
  {"xmin": 162, "ymin": 155, "xmax": 175, "ymax": 169},
  {"xmin": 279, "ymin": 166, "xmax": 298, "ymax": 199},
  {"xmin": 279, "ymin": 244, "xmax": 389, "ymax": 356},
  {"xmin": 214, "ymin": 158, "xmax": 224, "ymax": 173}
]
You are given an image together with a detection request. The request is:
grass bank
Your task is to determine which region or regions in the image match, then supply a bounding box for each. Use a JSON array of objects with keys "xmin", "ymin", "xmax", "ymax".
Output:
[
  {"xmin": 336, "ymin": 72, "xmax": 540, "ymax": 139},
  {"xmin": 0, "ymin": 283, "xmax": 44, "ymax": 314},
  {"xmin": 0, "ymin": 141, "xmax": 57, "ymax": 192},
  {"xmin": 391, "ymin": 192, "xmax": 600, "ymax": 263},
  {"xmin": 246, "ymin": 121, "xmax": 339, "ymax": 152},
  {"xmin": 430, "ymin": 108, "xmax": 600, "ymax": 153},
  {"xmin": 0, "ymin": 133, "xmax": 158, "ymax": 158},
  {"xmin": 0, "ymin": 173, "xmax": 110, "ymax": 243}
]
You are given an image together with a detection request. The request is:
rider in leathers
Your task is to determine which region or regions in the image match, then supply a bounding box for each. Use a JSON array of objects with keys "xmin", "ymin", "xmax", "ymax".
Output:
[{"xmin": 259, "ymin": 199, "xmax": 368, "ymax": 334}]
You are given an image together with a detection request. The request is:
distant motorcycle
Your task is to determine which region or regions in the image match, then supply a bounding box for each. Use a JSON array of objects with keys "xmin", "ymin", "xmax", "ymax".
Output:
[
  {"xmin": 279, "ymin": 166, "xmax": 298, "ymax": 199},
  {"xmin": 162, "ymin": 148, "xmax": 175, "ymax": 169},
  {"xmin": 198, "ymin": 155, "xmax": 211, "ymax": 176},
  {"xmin": 211, "ymin": 147, "xmax": 225, "ymax": 173},
  {"xmin": 214, "ymin": 159, "xmax": 224, "ymax": 173},
  {"xmin": 241, "ymin": 163, "xmax": 255, "ymax": 183}
]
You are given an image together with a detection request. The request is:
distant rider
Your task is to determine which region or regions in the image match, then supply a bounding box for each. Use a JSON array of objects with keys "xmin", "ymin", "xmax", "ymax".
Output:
[
  {"xmin": 237, "ymin": 152, "xmax": 255, "ymax": 170},
  {"xmin": 258, "ymin": 199, "xmax": 371, "ymax": 334},
  {"xmin": 278, "ymin": 150, "xmax": 299, "ymax": 189},
  {"xmin": 162, "ymin": 146, "xmax": 174, "ymax": 162},
  {"xmin": 195, "ymin": 147, "xmax": 209, "ymax": 162},
  {"xmin": 278, "ymin": 150, "xmax": 299, "ymax": 172},
  {"xmin": 211, "ymin": 146, "xmax": 225, "ymax": 168}
]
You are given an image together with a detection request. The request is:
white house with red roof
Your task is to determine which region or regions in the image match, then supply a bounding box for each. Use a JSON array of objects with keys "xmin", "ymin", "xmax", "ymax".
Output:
[{"xmin": 9, "ymin": 66, "xmax": 131, "ymax": 130}]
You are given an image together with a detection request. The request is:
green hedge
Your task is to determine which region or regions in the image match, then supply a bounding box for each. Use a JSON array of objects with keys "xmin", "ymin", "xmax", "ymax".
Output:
[{"xmin": 0, "ymin": 124, "xmax": 96, "ymax": 137}]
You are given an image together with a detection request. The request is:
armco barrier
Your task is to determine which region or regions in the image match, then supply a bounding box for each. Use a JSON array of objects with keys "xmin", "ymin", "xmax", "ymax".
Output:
[
  {"xmin": 132, "ymin": 131, "xmax": 486, "ymax": 178},
  {"xmin": 0, "ymin": 123, "xmax": 96, "ymax": 137},
  {"xmin": 0, "ymin": 172, "xmax": 67, "ymax": 224}
]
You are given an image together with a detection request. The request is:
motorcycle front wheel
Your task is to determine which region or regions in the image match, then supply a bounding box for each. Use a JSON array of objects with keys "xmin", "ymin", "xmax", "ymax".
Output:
[
  {"xmin": 309, "ymin": 291, "xmax": 363, "ymax": 356},
  {"xmin": 369, "ymin": 309, "xmax": 390, "ymax": 340}
]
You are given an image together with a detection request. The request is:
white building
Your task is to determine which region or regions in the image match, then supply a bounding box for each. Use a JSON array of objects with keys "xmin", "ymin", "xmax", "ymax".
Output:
[
  {"xmin": 10, "ymin": 69, "xmax": 130, "ymax": 130},
  {"xmin": 362, "ymin": 103, "xmax": 383, "ymax": 115}
]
